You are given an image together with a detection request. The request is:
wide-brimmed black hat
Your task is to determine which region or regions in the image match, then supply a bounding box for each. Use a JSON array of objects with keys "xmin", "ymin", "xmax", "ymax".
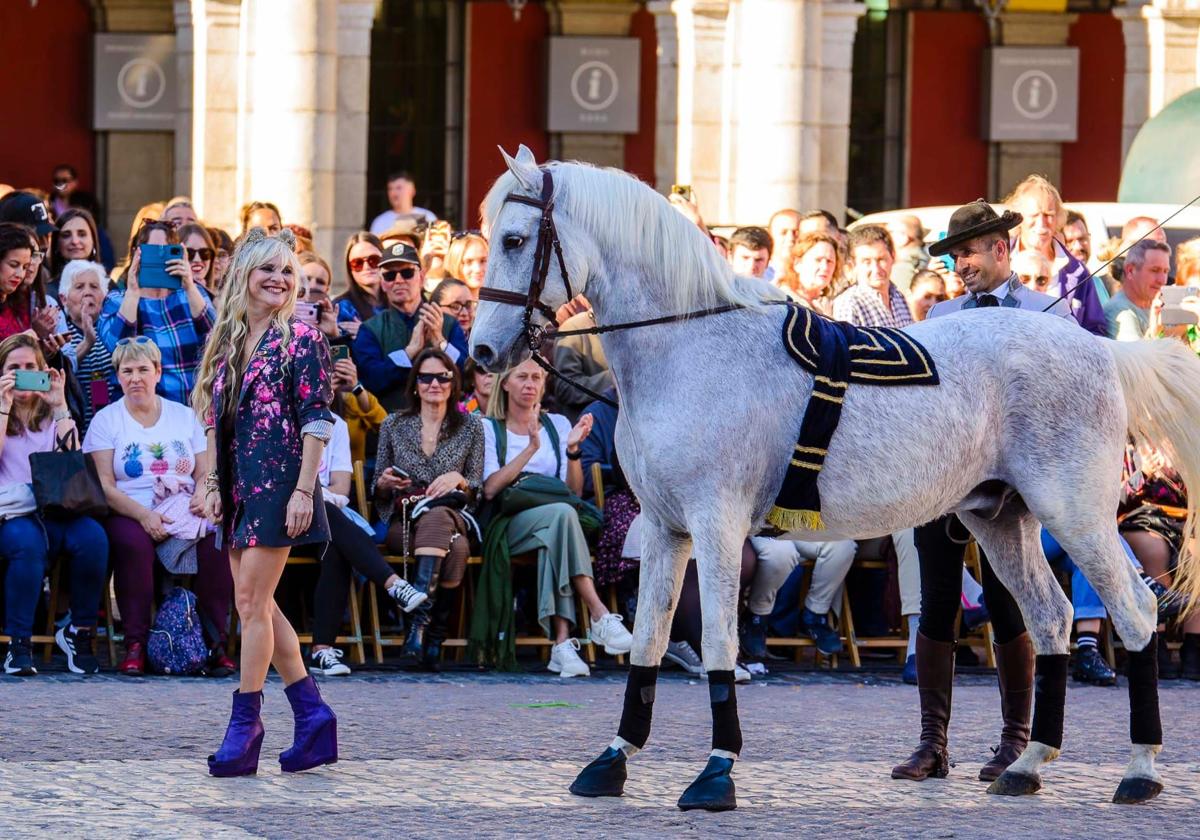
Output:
[{"xmin": 928, "ymin": 199, "xmax": 1022, "ymax": 257}]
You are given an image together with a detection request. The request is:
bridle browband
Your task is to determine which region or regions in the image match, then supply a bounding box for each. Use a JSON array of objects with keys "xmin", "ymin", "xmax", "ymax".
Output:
[{"xmin": 478, "ymin": 168, "xmax": 782, "ymax": 409}]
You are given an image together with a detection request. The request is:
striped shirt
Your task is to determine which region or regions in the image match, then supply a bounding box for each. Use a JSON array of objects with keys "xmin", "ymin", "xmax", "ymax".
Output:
[{"xmin": 97, "ymin": 287, "xmax": 216, "ymax": 406}]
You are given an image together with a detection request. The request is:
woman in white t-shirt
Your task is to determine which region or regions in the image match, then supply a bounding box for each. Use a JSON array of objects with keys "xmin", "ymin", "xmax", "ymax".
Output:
[
  {"xmin": 83, "ymin": 337, "xmax": 233, "ymax": 677},
  {"xmin": 305, "ymin": 414, "xmax": 426, "ymax": 677},
  {"xmin": 481, "ymin": 358, "xmax": 632, "ymax": 678}
]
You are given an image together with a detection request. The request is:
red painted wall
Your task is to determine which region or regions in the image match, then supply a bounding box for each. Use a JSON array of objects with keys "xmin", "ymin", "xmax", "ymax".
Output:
[
  {"xmin": 0, "ymin": 1, "xmax": 94, "ymax": 193},
  {"xmin": 1062, "ymin": 14, "xmax": 1125, "ymax": 201},
  {"xmin": 623, "ymin": 6, "xmax": 657, "ymax": 184},
  {"xmin": 464, "ymin": 1, "xmax": 551, "ymax": 227},
  {"xmin": 906, "ymin": 12, "xmax": 990, "ymax": 205}
]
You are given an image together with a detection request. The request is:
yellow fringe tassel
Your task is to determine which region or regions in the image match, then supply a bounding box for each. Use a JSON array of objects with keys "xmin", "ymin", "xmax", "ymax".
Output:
[{"xmin": 766, "ymin": 506, "xmax": 825, "ymax": 532}]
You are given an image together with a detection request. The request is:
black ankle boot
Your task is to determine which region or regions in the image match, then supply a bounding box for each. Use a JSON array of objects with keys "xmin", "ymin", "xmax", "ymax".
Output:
[
  {"xmin": 400, "ymin": 555, "xmax": 438, "ymax": 667},
  {"xmin": 422, "ymin": 593, "xmax": 454, "ymax": 672}
]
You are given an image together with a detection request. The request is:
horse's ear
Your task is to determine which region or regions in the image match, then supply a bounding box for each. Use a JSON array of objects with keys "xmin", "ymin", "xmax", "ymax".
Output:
[{"xmin": 498, "ymin": 145, "xmax": 540, "ymax": 192}]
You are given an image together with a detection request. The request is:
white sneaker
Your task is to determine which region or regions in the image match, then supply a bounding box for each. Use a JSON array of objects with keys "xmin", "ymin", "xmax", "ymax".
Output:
[
  {"xmin": 734, "ymin": 662, "xmax": 752, "ymax": 684},
  {"xmin": 309, "ymin": 647, "xmax": 351, "ymax": 676},
  {"xmin": 388, "ymin": 578, "xmax": 428, "ymax": 613},
  {"xmin": 663, "ymin": 640, "xmax": 704, "ymax": 675},
  {"xmin": 590, "ymin": 613, "xmax": 633, "ymax": 655},
  {"xmin": 548, "ymin": 638, "xmax": 590, "ymax": 677}
]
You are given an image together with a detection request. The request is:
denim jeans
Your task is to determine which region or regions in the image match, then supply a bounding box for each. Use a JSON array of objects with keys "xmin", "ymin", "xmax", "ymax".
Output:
[
  {"xmin": 1040, "ymin": 529, "xmax": 1142, "ymax": 622},
  {"xmin": 0, "ymin": 514, "xmax": 108, "ymax": 638}
]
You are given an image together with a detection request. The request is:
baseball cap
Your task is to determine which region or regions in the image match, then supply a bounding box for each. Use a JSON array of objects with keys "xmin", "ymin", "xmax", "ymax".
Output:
[
  {"xmin": 0, "ymin": 191, "xmax": 57, "ymax": 237},
  {"xmin": 380, "ymin": 242, "xmax": 420, "ymax": 267}
]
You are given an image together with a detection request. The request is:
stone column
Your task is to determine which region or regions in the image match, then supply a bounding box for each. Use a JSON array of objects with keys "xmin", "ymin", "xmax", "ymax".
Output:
[
  {"xmin": 93, "ymin": 0, "xmax": 178, "ymax": 248},
  {"xmin": 816, "ymin": 1, "xmax": 864, "ymax": 219},
  {"xmin": 1116, "ymin": 0, "xmax": 1200, "ymax": 161},
  {"xmin": 991, "ymin": 11, "xmax": 1077, "ymax": 198},
  {"xmin": 185, "ymin": 0, "xmax": 242, "ymax": 231},
  {"xmin": 551, "ymin": 1, "xmax": 641, "ymax": 168}
]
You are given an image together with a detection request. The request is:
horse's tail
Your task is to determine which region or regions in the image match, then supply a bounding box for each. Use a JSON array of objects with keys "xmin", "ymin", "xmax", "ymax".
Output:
[{"xmin": 1107, "ymin": 337, "xmax": 1200, "ymax": 615}]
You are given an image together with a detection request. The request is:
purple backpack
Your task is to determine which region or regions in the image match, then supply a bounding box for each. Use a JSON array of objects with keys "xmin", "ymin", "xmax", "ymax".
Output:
[{"xmin": 148, "ymin": 587, "xmax": 208, "ymax": 675}]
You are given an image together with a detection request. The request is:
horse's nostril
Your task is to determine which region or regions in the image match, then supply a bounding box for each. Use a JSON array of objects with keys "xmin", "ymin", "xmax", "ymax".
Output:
[{"xmin": 474, "ymin": 345, "xmax": 495, "ymax": 370}]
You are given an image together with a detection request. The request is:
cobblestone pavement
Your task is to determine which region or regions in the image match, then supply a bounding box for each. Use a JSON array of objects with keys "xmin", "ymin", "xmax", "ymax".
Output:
[{"xmin": 2, "ymin": 666, "xmax": 1197, "ymax": 838}]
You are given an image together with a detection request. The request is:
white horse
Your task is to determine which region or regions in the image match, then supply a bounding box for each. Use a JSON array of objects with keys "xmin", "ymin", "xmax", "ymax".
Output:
[{"xmin": 469, "ymin": 147, "xmax": 1200, "ymax": 811}]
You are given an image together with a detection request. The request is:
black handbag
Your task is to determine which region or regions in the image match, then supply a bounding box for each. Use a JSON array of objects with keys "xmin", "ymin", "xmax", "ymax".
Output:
[{"xmin": 30, "ymin": 428, "xmax": 110, "ymax": 519}]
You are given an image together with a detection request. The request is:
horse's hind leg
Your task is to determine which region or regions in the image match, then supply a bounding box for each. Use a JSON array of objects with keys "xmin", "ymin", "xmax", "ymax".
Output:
[
  {"xmin": 1047, "ymin": 525, "xmax": 1163, "ymax": 804},
  {"xmin": 569, "ymin": 518, "xmax": 690, "ymax": 799},
  {"xmin": 958, "ymin": 508, "xmax": 1073, "ymax": 797}
]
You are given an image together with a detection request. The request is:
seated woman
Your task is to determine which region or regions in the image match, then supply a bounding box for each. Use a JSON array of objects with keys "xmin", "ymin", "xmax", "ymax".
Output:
[
  {"xmin": 373, "ymin": 349, "xmax": 484, "ymax": 669},
  {"xmin": 481, "ymin": 358, "xmax": 632, "ymax": 678},
  {"xmin": 775, "ymin": 232, "xmax": 841, "ymax": 315},
  {"xmin": 0, "ymin": 333, "xmax": 108, "ymax": 676},
  {"xmin": 307, "ymin": 412, "xmax": 428, "ymax": 676},
  {"xmin": 442, "ymin": 231, "xmax": 487, "ymax": 294},
  {"xmin": 97, "ymin": 219, "xmax": 215, "ymax": 406},
  {"xmin": 58, "ymin": 259, "xmax": 115, "ymax": 429},
  {"xmin": 431, "ymin": 277, "xmax": 476, "ymax": 340},
  {"xmin": 462, "ymin": 358, "xmax": 494, "ymax": 416},
  {"xmin": 333, "ymin": 232, "xmax": 387, "ymax": 338},
  {"xmin": 82, "ymin": 337, "xmax": 233, "ymax": 676},
  {"xmin": 1120, "ymin": 445, "xmax": 1199, "ymax": 679}
]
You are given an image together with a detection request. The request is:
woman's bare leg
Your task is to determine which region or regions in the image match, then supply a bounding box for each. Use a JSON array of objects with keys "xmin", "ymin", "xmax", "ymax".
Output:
[{"xmin": 233, "ymin": 546, "xmax": 296, "ymax": 692}]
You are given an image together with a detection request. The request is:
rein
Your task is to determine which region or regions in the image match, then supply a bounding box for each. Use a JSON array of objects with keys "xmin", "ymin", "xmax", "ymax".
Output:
[{"xmin": 478, "ymin": 168, "xmax": 785, "ymax": 409}]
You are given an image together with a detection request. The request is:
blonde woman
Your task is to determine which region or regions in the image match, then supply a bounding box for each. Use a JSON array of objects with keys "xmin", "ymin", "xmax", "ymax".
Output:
[
  {"xmin": 444, "ymin": 231, "xmax": 487, "ymax": 293},
  {"xmin": 192, "ymin": 227, "xmax": 337, "ymax": 777}
]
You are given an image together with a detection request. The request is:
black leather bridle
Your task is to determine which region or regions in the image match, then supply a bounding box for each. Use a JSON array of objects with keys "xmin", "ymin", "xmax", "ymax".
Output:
[{"xmin": 477, "ymin": 167, "xmax": 782, "ymax": 409}]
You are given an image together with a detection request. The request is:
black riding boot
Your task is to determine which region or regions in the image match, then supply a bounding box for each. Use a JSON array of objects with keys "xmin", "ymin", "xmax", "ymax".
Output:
[
  {"xmin": 400, "ymin": 555, "xmax": 438, "ymax": 667},
  {"xmin": 421, "ymin": 592, "xmax": 454, "ymax": 671}
]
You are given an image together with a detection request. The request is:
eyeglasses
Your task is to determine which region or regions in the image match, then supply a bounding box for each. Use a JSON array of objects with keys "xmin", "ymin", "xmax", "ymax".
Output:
[
  {"xmin": 29, "ymin": 250, "xmax": 44, "ymax": 263},
  {"xmin": 415, "ymin": 371, "xmax": 454, "ymax": 386},
  {"xmin": 348, "ymin": 254, "xmax": 381, "ymax": 272},
  {"xmin": 441, "ymin": 300, "xmax": 477, "ymax": 314},
  {"xmin": 187, "ymin": 247, "xmax": 214, "ymax": 262},
  {"xmin": 116, "ymin": 336, "xmax": 155, "ymax": 347},
  {"xmin": 382, "ymin": 267, "xmax": 418, "ymax": 282}
]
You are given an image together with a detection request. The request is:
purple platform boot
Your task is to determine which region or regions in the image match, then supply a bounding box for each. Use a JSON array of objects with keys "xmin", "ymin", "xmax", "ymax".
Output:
[
  {"xmin": 279, "ymin": 676, "xmax": 338, "ymax": 772},
  {"xmin": 208, "ymin": 690, "xmax": 265, "ymax": 777}
]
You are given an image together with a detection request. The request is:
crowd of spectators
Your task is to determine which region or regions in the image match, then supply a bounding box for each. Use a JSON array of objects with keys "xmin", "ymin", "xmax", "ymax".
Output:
[{"xmin": 0, "ymin": 165, "xmax": 1195, "ymax": 685}]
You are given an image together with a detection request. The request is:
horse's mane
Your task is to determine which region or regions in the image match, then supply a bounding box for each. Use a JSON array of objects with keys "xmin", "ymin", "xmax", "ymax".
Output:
[{"xmin": 482, "ymin": 161, "xmax": 763, "ymax": 314}]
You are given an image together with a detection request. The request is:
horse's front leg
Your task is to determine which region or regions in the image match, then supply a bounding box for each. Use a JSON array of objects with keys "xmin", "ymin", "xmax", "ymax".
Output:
[
  {"xmin": 569, "ymin": 518, "xmax": 690, "ymax": 799},
  {"xmin": 674, "ymin": 517, "xmax": 746, "ymax": 812}
]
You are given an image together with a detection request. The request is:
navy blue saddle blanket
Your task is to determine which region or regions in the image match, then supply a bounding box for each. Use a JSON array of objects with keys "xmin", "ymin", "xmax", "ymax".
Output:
[{"xmin": 769, "ymin": 304, "xmax": 939, "ymax": 531}]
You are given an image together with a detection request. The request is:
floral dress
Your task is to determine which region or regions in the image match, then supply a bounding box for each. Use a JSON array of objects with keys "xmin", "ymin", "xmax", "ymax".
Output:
[{"xmin": 206, "ymin": 319, "xmax": 334, "ymax": 548}]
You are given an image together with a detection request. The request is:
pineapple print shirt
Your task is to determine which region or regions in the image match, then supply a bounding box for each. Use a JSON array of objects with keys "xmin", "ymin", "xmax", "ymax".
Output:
[{"xmin": 82, "ymin": 396, "xmax": 207, "ymax": 509}]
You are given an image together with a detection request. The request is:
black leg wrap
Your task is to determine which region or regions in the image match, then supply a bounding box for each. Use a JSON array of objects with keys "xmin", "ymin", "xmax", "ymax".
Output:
[
  {"xmin": 1127, "ymin": 632, "xmax": 1163, "ymax": 745},
  {"xmin": 616, "ymin": 664, "xmax": 659, "ymax": 750},
  {"xmin": 708, "ymin": 670, "xmax": 743, "ymax": 756},
  {"xmin": 1029, "ymin": 654, "xmax": 1069, "ymax": 750}
]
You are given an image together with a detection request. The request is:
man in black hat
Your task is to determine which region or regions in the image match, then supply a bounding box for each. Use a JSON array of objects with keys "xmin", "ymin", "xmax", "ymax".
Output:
[
  {"xmin": 892, "ymin": 200, "xmax": 1073, "ymax": 786},
  {"xmin": 353, "ymin": 241, "xmax": 467, "ymax": 411}
]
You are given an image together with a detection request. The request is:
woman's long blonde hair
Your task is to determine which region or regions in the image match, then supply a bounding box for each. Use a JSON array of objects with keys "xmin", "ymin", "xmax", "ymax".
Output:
[{"xmin": 192, "ymin": 227, "xmax": 300, "ymax": 422}]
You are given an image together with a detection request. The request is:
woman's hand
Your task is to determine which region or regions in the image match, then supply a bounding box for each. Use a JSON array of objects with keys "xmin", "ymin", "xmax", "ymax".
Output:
[
  {"xmin": 168, "ymin": 256, "xmax": 191, "ymax": 286},
  {"xmin": 32, "ymin": 304, "xmax": 59, "ymax": 339},
  {"xmin": 0, "ymin": 371, "xmax": 15, "ymax": 414},
  {"xmin": 40, "ymin": 333, "xmax": 68, "ymax": 359},
  {"xmin": 318, "ymin": 298, "xmax": 340, "ymax": 339},
  {"xmin": 204, "ymin": 489, "xmax": 223, "ymax": 525},
  {"xmin": 556, "ymin": 295, "xmax": 589, "ymax": 325},
  {"xmin": 524, "ymin": 403, "xmax": 542, "ymax": 454},
  {"xmin": 376, "ymin": 468, "xmax": 412, "ymax": 494},
  {"xmin": 426, "ymin": 471, "xmax": 466, "ymax": 498},
  {"xmin": 286, "ymin": 489, "xmax": 314, "ymax": 538},
  {"xmin": 338, "ymin": 317, "xmax": 362, "ymax": 339},
  {"xmin": 567, "ymin": 412, "xmax": 594, "ymax": 450},
  {"xmin": 40, "ymin": 368, "xmax": 68, "ymax": 411},
  {"xmin": 332, "ymin": 358, "xmax": 359, "ymax": 393},
  {"xmin": 139, "ymin": 508, "xmax": 173, "ymax": 542},
  {"xmin": 188, "ymin": 486, "xmax": 206, "ymax": 516}
]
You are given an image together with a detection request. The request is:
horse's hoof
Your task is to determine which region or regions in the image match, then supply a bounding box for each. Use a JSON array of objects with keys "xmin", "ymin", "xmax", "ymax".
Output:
[
  {"xmin": 987, "ymin": 770, "xmax": 1042, "ymax": 796},
  {"xmin": 1112, "ymin": 776, "xmax": 1163, "ymax": 805},
  {"xmin": 677, "ymin": 756, "xmax": 737, "ymax": 812},
  {"xmin": 569, "ymin": 747, "xmax": 627, "ymax": 798}
]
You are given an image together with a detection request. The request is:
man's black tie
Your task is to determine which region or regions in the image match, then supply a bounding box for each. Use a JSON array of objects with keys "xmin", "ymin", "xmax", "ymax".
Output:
[{"xmin": 976, "ymin": 293, "xmax": 999, "ymax": 307}]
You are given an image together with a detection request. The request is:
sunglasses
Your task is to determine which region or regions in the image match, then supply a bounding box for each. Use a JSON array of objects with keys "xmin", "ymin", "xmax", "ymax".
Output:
[
  {"xmin": 382, "ymin": 267, "xmax": 418, "ymax": 282},
  {"xmin": 415, "ymin": 371, "xmax": 454, "ymax": 386},
  {"xmin": 117, "ymin": 336, "xmax": 155, "ymax": 347},
  {"xmin": 187, "ymin": 247, "xmax": 214, "ymax": 262},
  {"xmin": 450, "ymin": 229, "xmax": 483, "ymax": 240},
  {"xmin": 349, "ymin": 254, "xmax": 381, "ymax": 272}
]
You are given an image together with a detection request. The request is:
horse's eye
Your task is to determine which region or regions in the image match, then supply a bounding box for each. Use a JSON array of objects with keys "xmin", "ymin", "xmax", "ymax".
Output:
[{"xmin": 502, "ymin": 234, "xmax": 525, "ymax": 251}]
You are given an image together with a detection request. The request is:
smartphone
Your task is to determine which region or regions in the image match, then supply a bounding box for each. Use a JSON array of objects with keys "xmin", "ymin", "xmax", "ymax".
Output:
[
  {"xmin": 672, "ymin": 182, "xmax": 700, "ymax": 202},
  {"xmin": 1160, "ymin": 285, "xmax": 1200, "ymax": 326},
  {"xmin": 388, "ymin": 466, "xmax": 410, "ymax": 479},
  {"xmin": 295, "ymin": 301, "xmax": 319, "ymax": 325},
  {"xmin": 13, "ymin": 370, "xmax": 50, "ymax": 392},
  {"xmin": 139, "ymin": 243, "xmax": 185, "ymax": 290},
  {"xmin": 331, "ymin": 344, "xmax": 351, "ymax": 364}
]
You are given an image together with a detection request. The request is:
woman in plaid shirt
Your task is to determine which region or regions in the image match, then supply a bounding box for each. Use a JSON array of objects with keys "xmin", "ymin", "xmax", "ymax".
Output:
[{"xmin": 98, "ymin": 220, "xmax": 215, "ymax": 405}]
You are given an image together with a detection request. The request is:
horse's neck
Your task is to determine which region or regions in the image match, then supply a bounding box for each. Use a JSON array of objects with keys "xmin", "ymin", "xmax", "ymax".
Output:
[{"xmin": 587, "ymin": 261, "xmax": 681, "ymax": 395}]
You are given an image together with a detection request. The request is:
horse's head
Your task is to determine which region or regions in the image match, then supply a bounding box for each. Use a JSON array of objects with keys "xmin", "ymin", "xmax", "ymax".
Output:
[{"xmin": 471, "ymin": 146, "xmax": 594, "ymax": 372}]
